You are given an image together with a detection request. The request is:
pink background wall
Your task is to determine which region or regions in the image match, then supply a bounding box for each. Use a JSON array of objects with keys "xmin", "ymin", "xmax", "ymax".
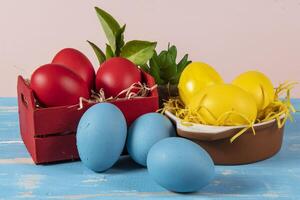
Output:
[{"xmin": 1, "ymin": 0, "xmax": 299, "ymax": 97}]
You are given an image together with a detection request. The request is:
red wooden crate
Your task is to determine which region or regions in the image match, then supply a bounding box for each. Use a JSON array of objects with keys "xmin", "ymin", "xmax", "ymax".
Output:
[{"xmin": 17, "ymin": 72, "xmax": 159, "ymax": 164}]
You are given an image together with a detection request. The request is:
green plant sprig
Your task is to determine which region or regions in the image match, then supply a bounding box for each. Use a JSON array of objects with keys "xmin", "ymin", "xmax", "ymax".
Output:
[
  {"xmin": 88, "ymin": 7, "xmax": 157, "ymax": 66},
  {"xmin": 141, "ymin": 44, "xmax": 191, "ymax": 85}
]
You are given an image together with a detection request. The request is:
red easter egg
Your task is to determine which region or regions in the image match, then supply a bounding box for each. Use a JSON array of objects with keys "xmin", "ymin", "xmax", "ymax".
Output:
[
  {"xmin": 31, "ymin": 64, "xmax": 90, "ymax": 107},
  {"xmin": 52, "ymin": 48, "xmax": 95, "ymax": 90},
  {"xmin": 96, "ymin": 57, "xmax": 142, "ymax": 98}
]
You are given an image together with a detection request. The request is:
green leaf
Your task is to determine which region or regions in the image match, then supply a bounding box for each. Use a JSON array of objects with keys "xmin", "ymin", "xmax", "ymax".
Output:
[
  {"xmin": 87, "ymin": 40, "xmax": 106, "ymax": 64},
  {"xmin": 149, "ymin": 51, "xmax": 158, "ymax": 67},
  {"xmin": 120, "ymin": 40, "xmax": 157, "ymax": 66},
  {"xmin": 139, "ymin": 63, "xmax": 150, "ymax": 73},
  {"xmin": 169, "ymin": 78, "xmax": 178, "ymax": 85},
  {"xmin": 166, "ymin": 55, "xmax": 175, "ymax": 68},
  {"xmin": 168, "ymin": 45, "xmax": 177, "ymax": 63},
  {"xmin": 157, "ymin": 51, "xmax": 168, "ymax": 69},
  {"xmin": 157, "ymin": 50, "xmax": 176, "ymax": 72},
  {"xmin": 149, "ymin": 51, "xmax": 164, "ymax": 84},
  {"xmin": 147, "ymin": 43, "xmax": 192, "ymax": 85},
  {"xmin": 160, "ymin": 62, "xmax": 177, "ymax": 81},
  {"xmin": 177, "ymin": 54, "xmax": 190, "ymax": 73},
  {"xmin": 115, "ymin": 24, "xmax": 126, "ymax": 56},
  {"xmin": 172, "ymin": 54, "xmax": 192, "ymax": 84},
  {"xmin": 150, "ymin": 51, "xmax": 159, "ymax": 63},
  {"xmin": 149, "ymin": 58, "xmax": 164, "ymax": 85},
  {"xmin": 158, "ymin": 50, "xmax": 168, "ymax": 57},
  {"xmin": 106, "ymin": 44, "xmax": 114, "ymax": 59},
  {"xmin": 169, "ymin": 72, "xmax": 182, "ymax": 84},
  {"xmin": 95, "ymin": 7, "xmax": 121, "ymax": 53}
]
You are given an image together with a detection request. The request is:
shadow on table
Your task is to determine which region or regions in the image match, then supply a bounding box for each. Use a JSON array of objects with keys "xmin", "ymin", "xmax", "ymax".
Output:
[
  {"xmin": 106, "ymin": 155, "xmax": 143, "ymax": 174},
  {"xmin": 197, "ymin": 172, "xmax": 262, "ymax": 196}
]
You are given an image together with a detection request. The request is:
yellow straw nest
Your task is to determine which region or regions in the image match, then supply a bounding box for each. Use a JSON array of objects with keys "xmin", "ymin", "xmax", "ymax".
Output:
[{"xmin": 162, "ymin": 81, "xmax": 297, "ymax": 143}]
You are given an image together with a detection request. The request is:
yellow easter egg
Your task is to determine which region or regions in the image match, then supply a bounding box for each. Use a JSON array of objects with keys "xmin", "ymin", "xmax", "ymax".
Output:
[
  {"xmin": 188, "ymin": 84, "xmax": 257, "ymax": 126},
  {"xmin": 178, "ymin": 62, "xmax": 223, "ymax": 106},
  {"xmin": 232, "ymin": 71, "xmax": 274, "ymax": 111}
]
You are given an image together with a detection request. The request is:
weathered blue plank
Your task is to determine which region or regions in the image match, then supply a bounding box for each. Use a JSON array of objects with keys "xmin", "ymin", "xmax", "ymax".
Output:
[
  {"xmin": 0, "ymin": 97, "xmax": 17, "ymax": 107},
  {"xmin": 0, "ymin": 98, "xmax": 20, "ymax": 142},
  {"xmin": 0, "ymin": 98, "xmax": 299, "ymax": 200}
]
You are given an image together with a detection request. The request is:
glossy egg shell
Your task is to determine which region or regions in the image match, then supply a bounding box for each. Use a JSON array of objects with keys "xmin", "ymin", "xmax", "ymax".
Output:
[
  {"xmin": 126, "ymin": 113, "xmax": 176, "ymax": 166},
  {"xmin": 52, "ymin": 48, "xmax": 95, "ymax": 90},
  {"xmin": 76, "ymin": 103, "xmax": 127, "ymax": 172},
  {"xmin": 30, "ymin": 64, "xmax": 90, "ymax": 107},
  {"xmin": 232, "ymin": 71, "xmax": 274, "ymax": 111},
  {"xmin": 178, "ymin": 62, "xmax": 224, "ymax": 106},
  {"xmin": 188, "ymin": 84, "xmax": 257, "ymax": 126},
  {"xmin": 96, "ymin": 57, "xmax": 141, "ymax": 98},
  {"xmin": 147, "ymin": 137, "xmax": 215, "ymax": 193}
]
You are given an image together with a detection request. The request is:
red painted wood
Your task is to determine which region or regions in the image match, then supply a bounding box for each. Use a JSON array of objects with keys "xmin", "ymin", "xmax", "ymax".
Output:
[
  {"xmin": 35, "ymin": 134, "xmax": 79, "ymax": 163},
  {"xmin": 17, "ymin": 71, "xmax": 159, "ymax": 164}
]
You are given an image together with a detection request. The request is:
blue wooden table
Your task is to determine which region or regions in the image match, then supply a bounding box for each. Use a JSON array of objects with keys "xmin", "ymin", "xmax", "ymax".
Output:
[{"xmin": 0, "ymin": 97, "xmax": 299, "ymax": 200}]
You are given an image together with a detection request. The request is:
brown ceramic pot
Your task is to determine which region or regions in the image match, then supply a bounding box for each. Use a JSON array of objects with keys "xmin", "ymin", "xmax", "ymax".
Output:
[{"xmin": 165, "ymin": 111, "xmax": 284, "ymax": 165}]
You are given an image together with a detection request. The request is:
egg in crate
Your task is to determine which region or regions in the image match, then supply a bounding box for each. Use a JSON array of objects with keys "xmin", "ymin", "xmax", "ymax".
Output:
[
  {"xmin": 52, "ymin": 48, "xmax": 96, "ymax": 90},
  {"xmin": 96, "ymin": 57, "xmax": 142, "ymax": 98},
  {"xmin": 30, "ymin": 64, "xmax": 90, "ymax": 107}
]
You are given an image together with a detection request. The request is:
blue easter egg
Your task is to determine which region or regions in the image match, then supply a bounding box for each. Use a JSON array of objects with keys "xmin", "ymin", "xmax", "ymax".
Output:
[
  {"xmin": 76, "ymin": 103, "xmax": 127, "ymax": 172},
  {"xmin": 147, "ymin": 137, "xmax": 215, "ymax": 193},
  {"xmin": 126, "ymin": 113, "xmax": 176, "ymax": 166}
]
